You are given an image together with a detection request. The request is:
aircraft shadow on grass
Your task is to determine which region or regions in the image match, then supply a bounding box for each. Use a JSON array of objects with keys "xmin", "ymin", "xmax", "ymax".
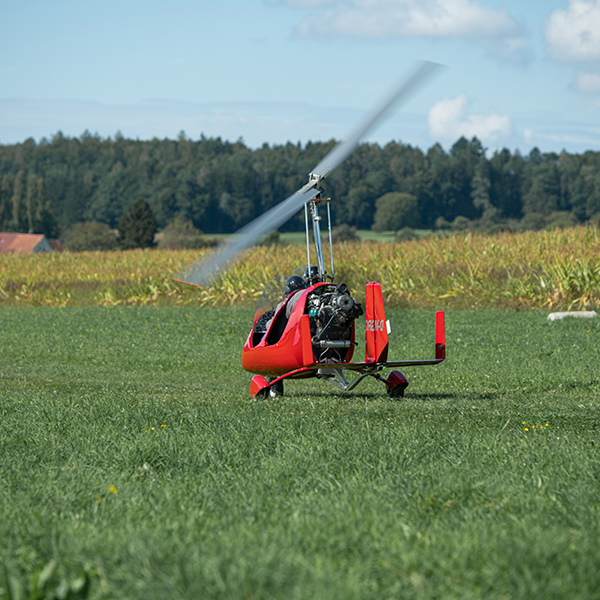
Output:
[
  {"xmin": 263, "ymin": 378, "xmax": 596, "ymax": 402},
  {"xmin": 276, "ymin": 391, "xmax": 471, "ymax": 401}
]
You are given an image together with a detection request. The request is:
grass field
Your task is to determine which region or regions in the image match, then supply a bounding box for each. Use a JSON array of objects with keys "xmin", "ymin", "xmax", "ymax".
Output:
[
  {"xmin": 277, "ymin": 230, "xmax": 424, "ymax": 244},
  {"xmin": 206, "ymin": 230, "xmax": 412, "ymax": 244},
  {"xmin": 1, "ymin": 306, "xmax": 600, "ymax": 598}
]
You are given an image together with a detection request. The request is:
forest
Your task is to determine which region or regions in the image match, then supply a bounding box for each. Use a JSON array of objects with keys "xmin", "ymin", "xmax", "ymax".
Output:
[{"xmin": 1, "ymin": 130, "xmax": 599, "ymax": 240}]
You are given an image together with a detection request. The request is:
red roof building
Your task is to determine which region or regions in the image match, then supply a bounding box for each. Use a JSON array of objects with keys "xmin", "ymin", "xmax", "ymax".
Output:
[
  {"xmin": 0, "ymin": 233, "xmax": 56, "ymax": 254},
  {"xmin": 48, "ymin": 239, "xmax": 63, "ymax": 252}
]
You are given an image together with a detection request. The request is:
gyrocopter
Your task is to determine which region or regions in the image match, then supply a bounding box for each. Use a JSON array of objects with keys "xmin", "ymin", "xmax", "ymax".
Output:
[{"xmin": 174, "ymin": 61, "xmax": 446, "ymax": 398}]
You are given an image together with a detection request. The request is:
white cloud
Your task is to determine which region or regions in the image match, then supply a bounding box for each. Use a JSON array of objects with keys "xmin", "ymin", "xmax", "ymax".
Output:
[
  {"xmin": 545, "ymin": 1, "xmax": 600, "ymax": 96},
  {"xmin": 428, "ymin": 94, "xmax": 511, "ymax": 142},
  {"xmin": 545, "ymin": 0, "xmax": 600, "ymax": 62},
  {"xmin": 576, "ymin": 71, "xmax": 600, "ymax": 93},
  {"xmin": 290, "ymin": 0, "xmax": 529, "ymax": 63},
  {"xmin": 531, "ymin": 130, "xmax": 600, "ymax": 146},
  {"xmin": 293, "ymin": 0, "xmax": 519, "ymax": 38}
]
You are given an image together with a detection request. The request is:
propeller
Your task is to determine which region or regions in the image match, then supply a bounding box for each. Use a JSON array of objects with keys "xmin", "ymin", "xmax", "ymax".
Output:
[{"xmin": 175, "ymin": 60, "xmax": 444, "ymax": 287}]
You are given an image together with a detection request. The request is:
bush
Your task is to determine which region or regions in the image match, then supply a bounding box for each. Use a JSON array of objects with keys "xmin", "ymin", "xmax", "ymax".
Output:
[
  {"xmin": 481, "ymin": 220, "xmax": 518, "ymax": 235},
  {"xmin": 331, "ymin": 224, "xmax": 360, "ymax": 243},
  {"xmin": 395, "ymin": 227, "xmax": 418, "ymax": 242},
  {"xmin": 158, "ymin": 216, "xmax": 208, "ymax": 249},
  {"xmin": 519, "ymin": 211, "xmax": 579, "ymax": 232},
  {"xmin": 61, "ymin": 221, "xmax": 117, "ymax": 251},
  {"xmin": 450, "ymin": 216, "xmax": 472, "ymax": 231},
  {"xmin": 518, "ymin": 213, "xmax": 546, "ymax": 231},
  {"xmin": 545, "ymin": 211, "xmax": 579, "ymax": 230},
  {"xmin": 259, "ymin": 230, "xmax": 281, "ymax": 246},
  {"xmin": 435, "ymin": 216, "xmax": 452, "ymax": 230},
  {"xmin": 372, "ymin": 192, "xmax": 418, "ymax": 232},
  {"xmin": 589, "ymin": 213, "xmax": 600, "ymax": 228}
]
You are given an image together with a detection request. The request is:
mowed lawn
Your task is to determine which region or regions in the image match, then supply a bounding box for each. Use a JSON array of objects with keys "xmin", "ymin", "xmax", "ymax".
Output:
[{"xmin": 1, "ymin": 307, "xmax": 599, "ymax": 599}]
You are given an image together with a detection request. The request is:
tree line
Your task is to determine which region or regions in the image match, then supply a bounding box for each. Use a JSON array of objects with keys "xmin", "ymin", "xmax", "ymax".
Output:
[{"xmin": 1, "ymin": 130, "xmax": 599, "ymax": 242}]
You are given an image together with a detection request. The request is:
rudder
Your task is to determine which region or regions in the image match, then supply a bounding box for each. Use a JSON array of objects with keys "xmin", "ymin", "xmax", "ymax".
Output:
[{"xmin": 365, "ymin": 282, "xmax": 389, "ymax": 363}]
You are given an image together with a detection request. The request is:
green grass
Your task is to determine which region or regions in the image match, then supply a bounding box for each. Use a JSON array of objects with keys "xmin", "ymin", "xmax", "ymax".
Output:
[
  {"xmin": 1, "ymin": 307, "xmax": 600, "ymax": 598},
  {"xmin": 204, "ymin": 230, "xmax": 433, "ymax": 245},
  {"xmin": 274, "ymin": 230, "xmax": 435, "ymax": 244},
  {"xmin": 276, "ymin": 230, "xmax": 410, "ymax": 244},
  {"xmin": 354, "ymin": 229, "xmax": 433, "ymax": 242}
]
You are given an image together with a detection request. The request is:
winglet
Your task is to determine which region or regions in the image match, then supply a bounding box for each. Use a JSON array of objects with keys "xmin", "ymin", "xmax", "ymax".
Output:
[
  {"xmin": 435, "ymin": 311, "xmax": 445, "ymax": 360},
  {"xmin": 365, "ymin": 282, "xmax": 389, "ymax": 363}
]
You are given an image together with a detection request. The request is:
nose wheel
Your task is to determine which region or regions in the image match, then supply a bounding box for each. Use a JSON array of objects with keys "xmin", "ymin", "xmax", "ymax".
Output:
[
  {"xmin": 250, "ymin": 375, "xmax": 269, "ymax": 398},
  {"xmin": 250, "ymin": 375, "xmax": 285, "ymax": 398},
  {"xmin": 269, "ymin": 378, "xmax": 284, "ymax": 397},
  {"xmin": 373, "ymin": 370, "xmax": 408, "ymax": 398}
]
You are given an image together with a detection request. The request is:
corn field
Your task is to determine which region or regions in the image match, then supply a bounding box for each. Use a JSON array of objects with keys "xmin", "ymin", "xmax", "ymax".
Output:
[{"xmin": 1, "ymin": 227, "xmax": 600, "ymax": 310}]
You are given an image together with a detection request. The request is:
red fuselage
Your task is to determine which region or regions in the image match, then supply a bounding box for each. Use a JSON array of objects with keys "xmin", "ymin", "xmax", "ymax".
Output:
[{"xmin": 242, "ymin": 283, "xmax": 355, "ymax": 377}]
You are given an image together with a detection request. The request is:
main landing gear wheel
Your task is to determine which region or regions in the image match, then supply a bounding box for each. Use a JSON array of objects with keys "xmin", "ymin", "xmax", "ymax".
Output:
[
  {"xmin": 386, "ymin": 370, "xmax": 408, "ymax": 399},
  {"xmin": 269, "ymin": 379, "xmax": 284, "ymax": 397}
]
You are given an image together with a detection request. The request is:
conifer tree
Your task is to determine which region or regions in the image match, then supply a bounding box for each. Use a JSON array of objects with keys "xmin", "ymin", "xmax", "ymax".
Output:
[{"xmin": 118, "ymin": 197, "xmax": 157, "ymax": 249}]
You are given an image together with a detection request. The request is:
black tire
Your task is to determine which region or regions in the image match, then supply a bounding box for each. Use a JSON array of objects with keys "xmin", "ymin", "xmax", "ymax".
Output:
[
  {"xmin": 387, "ymin": 386, "xmax": 405, "ymax": 399},
  {"xmin": 269, "ymin": 379, "xmax": 284, "ymax": 397}
]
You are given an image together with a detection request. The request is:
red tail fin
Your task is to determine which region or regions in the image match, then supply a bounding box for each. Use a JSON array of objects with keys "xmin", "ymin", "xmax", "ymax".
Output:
[
  {"xmin": 365, "ymin": 282, "xmax": 389, "ymax": 363},
  {"xmin": 435, "ymin": 310, "xmax": 445, "ymax": 360}
]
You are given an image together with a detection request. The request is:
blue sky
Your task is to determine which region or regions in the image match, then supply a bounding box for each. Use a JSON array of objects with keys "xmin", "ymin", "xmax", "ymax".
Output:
[{"xmin": 1, "ymin": 0, "xmax": 599, "ymax": 155}]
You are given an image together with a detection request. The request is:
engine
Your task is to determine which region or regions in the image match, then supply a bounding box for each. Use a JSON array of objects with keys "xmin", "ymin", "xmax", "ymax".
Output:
[{"xmin": 306, "ymin": 283, "xmax": 363, "ymax": 363}]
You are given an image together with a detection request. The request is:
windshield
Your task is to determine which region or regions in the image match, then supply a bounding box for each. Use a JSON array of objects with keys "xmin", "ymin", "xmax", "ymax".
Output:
[{"xmin": 253, "ymin": 265, "xmax": 308, "ymax": 324}]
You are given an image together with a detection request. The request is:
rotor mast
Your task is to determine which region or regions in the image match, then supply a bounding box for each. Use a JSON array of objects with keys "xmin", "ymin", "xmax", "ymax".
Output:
[{"xmin": 305, "ymin": 187, "xmax": 334, "ymax": 283}]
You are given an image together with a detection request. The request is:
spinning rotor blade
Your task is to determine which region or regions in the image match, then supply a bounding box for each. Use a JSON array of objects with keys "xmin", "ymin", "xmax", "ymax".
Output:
[
  {"xmin": 175, "ymin": 184, "xmax": 321, "ymax": 286},
  {"xmin": 310, "ymin": 60, "xmax": 443, "ymax": 183},
  {"xmin": 175, "ymin": 60, "xmax": 444, "ymax": 287}
]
